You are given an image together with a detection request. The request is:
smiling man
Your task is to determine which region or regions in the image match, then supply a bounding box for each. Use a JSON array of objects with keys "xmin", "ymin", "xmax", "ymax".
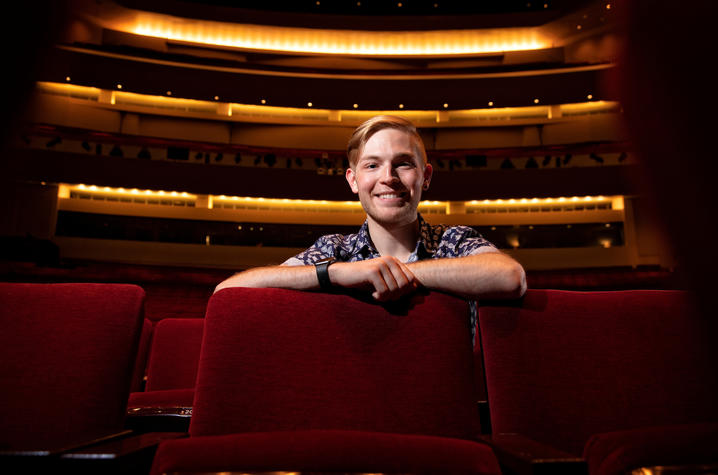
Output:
[{"xmin": 215, "ymin": 116, "xmax": 526, "ymax": 337}]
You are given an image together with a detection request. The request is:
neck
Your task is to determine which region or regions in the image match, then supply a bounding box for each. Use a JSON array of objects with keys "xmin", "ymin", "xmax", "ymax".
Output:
[{"xmin": 367, "ymin": 216, "xmax": 420, "ymax": 262}]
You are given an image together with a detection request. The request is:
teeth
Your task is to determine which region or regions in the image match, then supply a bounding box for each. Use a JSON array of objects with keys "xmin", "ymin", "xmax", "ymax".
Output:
[{"xmin": 378, "ymin": 193, "xmax": 400, "ymax": 199}]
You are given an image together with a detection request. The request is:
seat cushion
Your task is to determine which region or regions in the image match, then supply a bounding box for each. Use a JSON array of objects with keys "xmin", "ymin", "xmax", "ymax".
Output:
[
  {"xmin": 584, "ymin": 423, "xmax": 718, "ymax": 475},
  {"xmin": 127, "ymin": 388, "xmax": 195, "ymax": 409},
  {"xmin": 150, "ymin": 430, "xmax": 501, "ymax": 475}
]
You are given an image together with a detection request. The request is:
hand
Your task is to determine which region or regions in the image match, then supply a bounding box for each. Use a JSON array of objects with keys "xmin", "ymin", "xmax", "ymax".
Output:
[{"xmin": 329, "ymin": 256, "xmax": 419, "ymax": 302}]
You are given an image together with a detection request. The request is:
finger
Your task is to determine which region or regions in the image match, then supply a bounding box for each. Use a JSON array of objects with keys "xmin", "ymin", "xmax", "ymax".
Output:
[
  {"xmin": 376, "ymin": 259, "xmax": 417, "ymax": 300},
  {"xmin": 394, "ymin": 260, "xmax": 418, "ymax": 288},
  {"xmin": 371, "ymin": 265, "xmax": 395, "ymax": 301},
  {"xmin": 378, "ymin": 259, "xmax": 403, "ymax": 291}
]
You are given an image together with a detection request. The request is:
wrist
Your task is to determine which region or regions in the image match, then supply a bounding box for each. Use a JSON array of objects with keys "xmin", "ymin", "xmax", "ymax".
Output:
[{"xmin": 314, "ymin": 257, "xmax": 336, "ymax": 290}]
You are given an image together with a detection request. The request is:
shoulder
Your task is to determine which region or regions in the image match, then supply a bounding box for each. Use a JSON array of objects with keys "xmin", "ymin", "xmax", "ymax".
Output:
[
  {"xmin": 284, "ymin": 233, "xmax": 355, "ymax": 265},
  {"xmin": 434, "ymin": 224, "xmax": 498, "ymax": 257}
]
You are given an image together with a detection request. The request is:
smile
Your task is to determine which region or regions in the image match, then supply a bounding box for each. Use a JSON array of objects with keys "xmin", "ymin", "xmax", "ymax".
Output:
[{"xmin": 376, "ymin": 192, "xmax": 405, "ymax": 199}]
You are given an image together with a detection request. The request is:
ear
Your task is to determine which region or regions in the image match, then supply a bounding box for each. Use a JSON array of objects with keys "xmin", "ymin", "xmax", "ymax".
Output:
[
  {"xmin": 422, "ymin": 163, "xmax": 433, "ymax": 190},
  {"xmin": 345, "ymin": 167, "xmax": 359, "ymax": 194}
]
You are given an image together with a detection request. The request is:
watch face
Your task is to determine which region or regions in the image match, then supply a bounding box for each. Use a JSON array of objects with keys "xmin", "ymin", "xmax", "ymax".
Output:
[{"xmin": 316, "ymin": 257, "xmax": 336, "ymax": 265}]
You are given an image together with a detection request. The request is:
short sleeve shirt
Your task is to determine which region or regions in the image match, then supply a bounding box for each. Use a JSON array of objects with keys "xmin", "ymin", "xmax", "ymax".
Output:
[{"xmin": 283, "ymin": 213, "xmax": 498, "ymax": 346}]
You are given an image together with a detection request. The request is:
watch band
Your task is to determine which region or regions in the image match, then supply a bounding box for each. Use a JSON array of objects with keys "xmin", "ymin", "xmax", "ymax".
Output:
[{"xmin": 315, "ymin": 257, "xmax": 336, "ymax": 290}]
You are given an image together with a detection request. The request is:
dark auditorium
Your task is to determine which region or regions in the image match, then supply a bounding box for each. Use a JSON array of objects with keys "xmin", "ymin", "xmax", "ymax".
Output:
[{"xmin": 2, "ymin": 1, "xmax": 717, "ymax": 474}]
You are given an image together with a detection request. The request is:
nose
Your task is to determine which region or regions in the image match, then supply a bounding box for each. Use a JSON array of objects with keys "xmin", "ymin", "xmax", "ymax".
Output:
[{"xmin": 379, "ymin": 163, "xmax": 399, "ymax": 184}]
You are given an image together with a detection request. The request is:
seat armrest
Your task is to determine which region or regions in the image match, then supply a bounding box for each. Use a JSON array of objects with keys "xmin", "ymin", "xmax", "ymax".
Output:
[
  {"xmin": 629, "ymin": 463, "xmax": 718, "ymax": 474},
  {"xmin": 59, "ymin": 432, "xmax": 186, "ymax": 473},
  {"xmin": 479, "ymin": 433, "xmax": 587, "ymax": 475},
  {"xmin": 125, "ymin": 407, "xmax": 193, "ymax": 433},
  {"xmin": 0, "ymin": 431, "xmax": 183, "ymax": 474}
]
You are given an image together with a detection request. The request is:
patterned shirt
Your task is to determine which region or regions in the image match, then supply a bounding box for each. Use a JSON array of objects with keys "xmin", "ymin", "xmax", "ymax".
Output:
[{"xmin": 283, "ymin": 214, "xmax": 498, "ymax": 346}]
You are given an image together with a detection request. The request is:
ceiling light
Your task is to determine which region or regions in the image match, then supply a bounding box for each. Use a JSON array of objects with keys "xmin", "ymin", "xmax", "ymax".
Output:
[
  {"xmin": 307, "ymin": 102, "xmax": 313, "ymax": 107},
  {"xmin": 534, "ymin": 98, "xmax": 540, "ymax": 104},
  {"xmin": 65, "ymin": 76, "xmax": 71, "ymax": 82},
  {"xmin": 123, "ymin": 13, "xmax": 551, "ymax": 56}
]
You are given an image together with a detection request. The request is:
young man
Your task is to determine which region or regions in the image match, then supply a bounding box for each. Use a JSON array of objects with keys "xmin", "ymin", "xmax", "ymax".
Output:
[{"xmin": 216, "ymin": 115, "xmax": 526, "ymax": 314}]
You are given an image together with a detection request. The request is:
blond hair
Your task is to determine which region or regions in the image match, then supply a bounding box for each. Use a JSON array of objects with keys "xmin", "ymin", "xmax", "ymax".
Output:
[{"xmin": 346, "ymin": 115, "xmax": 427, "ymax": 168}]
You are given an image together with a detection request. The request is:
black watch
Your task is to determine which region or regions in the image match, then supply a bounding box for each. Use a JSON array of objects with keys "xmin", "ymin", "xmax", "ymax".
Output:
[{"xmin": 314, "ymin": 257, "xmax": 336, "ymax": 290}]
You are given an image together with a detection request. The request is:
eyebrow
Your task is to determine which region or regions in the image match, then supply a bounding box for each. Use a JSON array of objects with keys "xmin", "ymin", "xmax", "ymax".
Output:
[{"xmin": 359, "ymin": 152, "xmax": 416, "ymax": 161}]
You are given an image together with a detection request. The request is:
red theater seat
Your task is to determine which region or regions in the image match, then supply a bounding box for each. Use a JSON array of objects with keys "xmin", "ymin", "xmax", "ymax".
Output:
[
  {"xmin": 127, "ymin": 318, "xmax": 204, "ymax": 433},
  {"xmin": 0, "ymin": 283, "xmax": 149, "ymax": 470},
  {"xmin": 478, "ymin": 289, "xmax": 718, "ymax": 474},
  {"xmin": 144, "ymin": 318, "xmax": 204, "ymax": 392},
  {"xmin": 150, "ymin": 287, "xmax": 501, "ymax": 474}
]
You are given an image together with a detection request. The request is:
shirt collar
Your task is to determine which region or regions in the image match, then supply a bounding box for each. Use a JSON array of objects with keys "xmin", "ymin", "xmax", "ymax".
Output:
[
  {"xmin": 353, "ymin": 220, "xmax": 378, "ymax": 258},
  {"xmin": 414, "ymin": 213, "xmax": 437, "ymax": 259},
  {"xmin": 352, "ymin": 213, "xmax": 436, "ymax": 261}
]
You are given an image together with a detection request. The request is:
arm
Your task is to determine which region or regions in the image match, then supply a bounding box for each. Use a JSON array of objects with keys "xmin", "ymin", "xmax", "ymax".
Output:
[
  {"xmin": 214, "ymin": 265, "xmax": 319, "ymax": 294},
  {"xmin": 215, "ymin": 257, "xmax": 420, "ymax": 302},
  {"xmin": 407, "ymin": 251, "xmax": 527, "ymax": 300},
  {"xmin": 215, "ymin": 252, "xmax": 525, "ymax": 301}
]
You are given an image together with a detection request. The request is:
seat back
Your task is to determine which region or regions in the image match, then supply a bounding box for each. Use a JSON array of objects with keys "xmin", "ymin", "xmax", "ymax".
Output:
[
  {"xmin": 145, "ymin": 318, "xmax": 204, "ymax": 391},
  {"xmin": 479, "ymin": 289, "xmax": 718, "ymax": 455},
  {"xmin": 130, "ymin": 318, "xmax": 154, "ymax": 393},
  {"xmin": 0, "ymin": 283, "xmax": 145, "ymax": 451},
  {"xmin": 190, "ymin": 288, "xmax": 480, "ymax": 440}
]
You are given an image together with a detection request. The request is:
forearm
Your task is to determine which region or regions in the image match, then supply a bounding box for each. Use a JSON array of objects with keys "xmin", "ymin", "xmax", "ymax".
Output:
[
  {"xmin": 214, "ymin": 265, "xmax": 319, "ymax": 293},
  {"xmin": 407, "ymin": 252, "xmax": 526, "ymax": 300}
]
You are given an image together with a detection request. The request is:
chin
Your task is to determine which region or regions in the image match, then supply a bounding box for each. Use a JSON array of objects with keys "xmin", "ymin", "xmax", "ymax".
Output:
[{"xmin": 368, "ymin": 209, "xmax": 418, "ymax": 227}]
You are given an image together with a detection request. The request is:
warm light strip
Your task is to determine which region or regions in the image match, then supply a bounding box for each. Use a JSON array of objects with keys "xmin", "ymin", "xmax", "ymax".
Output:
[
  {"xmin": 68, "ymin": 184, "xmax": 196, "ymax": 199},
  {"xmin": 39, "ymin": 82, "xmax": 619, "ymax": 120},
  {"xmin": 63, "ymin": 184, "xmax": 620, "ymax": 210},
  {"xmin": 113, "ymin": 12, "xmax": 550, "ymax": 56},
  {"xmin": 213, "ymin": 195, "xmax": 363, "ymax": 208},
  {"xmin": 467, "ymin": 196, "xmax": 615, "ymax": 206}
]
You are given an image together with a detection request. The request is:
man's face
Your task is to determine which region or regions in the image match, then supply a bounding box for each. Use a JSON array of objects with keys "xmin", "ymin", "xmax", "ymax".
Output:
[{"xmin": 345, "ymin": 128, "xmax": 432, "ymax": 228}]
